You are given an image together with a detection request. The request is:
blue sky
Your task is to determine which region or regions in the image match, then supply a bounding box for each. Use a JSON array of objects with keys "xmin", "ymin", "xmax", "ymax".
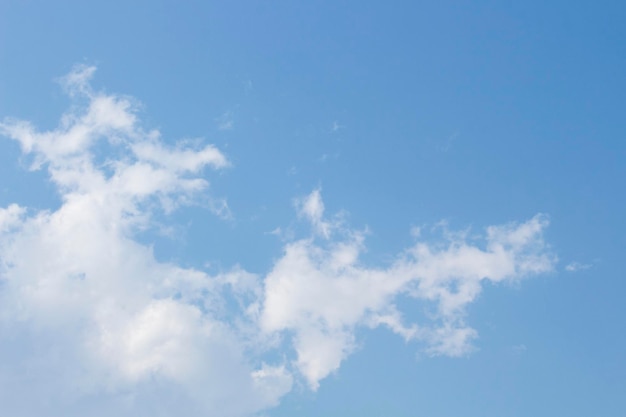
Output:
[{"xmin": 0, "ymin": 1, "xmax": 624, "ymax": 416}]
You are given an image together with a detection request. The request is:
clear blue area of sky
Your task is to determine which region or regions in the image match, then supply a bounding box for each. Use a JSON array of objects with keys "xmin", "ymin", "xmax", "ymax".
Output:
[{"xmin": 1, "ymin": 1, "xmax": 625, "ymax": 416}]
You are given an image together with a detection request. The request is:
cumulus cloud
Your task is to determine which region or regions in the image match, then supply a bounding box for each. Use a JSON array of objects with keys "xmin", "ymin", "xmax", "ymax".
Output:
[
  {"xmin": 0, "ymin": 65, "xmax": 290, "ymax": 417},
  {"xmin": 0, "ymin": 66, "xmax": 557, "ymax": 415},
  {"xmin": 262, "ymin": 195, "xmax": 555, "ymax": 388}
]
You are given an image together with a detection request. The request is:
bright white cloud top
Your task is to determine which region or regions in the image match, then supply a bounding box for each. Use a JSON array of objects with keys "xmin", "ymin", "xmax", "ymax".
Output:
[{"xmin": 0, "ymin": 66, "xmax": 556, "ymax": 416}]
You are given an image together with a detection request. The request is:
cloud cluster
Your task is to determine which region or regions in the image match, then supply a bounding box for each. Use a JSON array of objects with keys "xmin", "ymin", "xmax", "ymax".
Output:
[{"xmin": 0, "ymin": 66, "xmax": 556, "ymax": 416}]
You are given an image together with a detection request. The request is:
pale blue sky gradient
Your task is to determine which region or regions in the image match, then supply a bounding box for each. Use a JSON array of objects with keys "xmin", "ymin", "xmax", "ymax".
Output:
[{"xmin": 1, "ymin": 1, "xmax": 625, "ymax": 416}]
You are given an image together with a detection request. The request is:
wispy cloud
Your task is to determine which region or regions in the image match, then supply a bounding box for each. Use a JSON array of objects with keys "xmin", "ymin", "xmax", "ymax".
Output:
[
  {"xmin": 318, "ymin": 152, "xmax": 340, "ymax": 163},
  {"xmin": 440, "ymin": 130, "xmax": 459, "ymax": 152},
  {"xmin": 565, "ymin": 261, "xmax": 592, "ymax": 272},
  {"xmin": 330, "ymin": 120, "xmax": 344, "ymax": 132},
  {"xmin": 216, "ymin": 111, "xmax": 235, "ymax": 131},
  {"xmin": 294, "ymin": 187, "xmax": 336, "ymax": 238},
  {"xmin": 512, "ymin": 344, "xmax": 528, "ymax": 355},
  {"xmin": 0, "ymin": 66, "xmax": 557, "ymax": 416}
]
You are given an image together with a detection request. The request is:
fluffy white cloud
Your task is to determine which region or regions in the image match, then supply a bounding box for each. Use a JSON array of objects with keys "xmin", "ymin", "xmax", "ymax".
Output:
[
  {"xmin": 0, "ymin": 65, "xmax": 556, "ymax": 415},
  {"xmin": 262, "ymin": 199, "xmax": 555, "ymax": 388},
  {"xmin": 0, "ymin": 65, "xmax": 290, "ymax": 417}
]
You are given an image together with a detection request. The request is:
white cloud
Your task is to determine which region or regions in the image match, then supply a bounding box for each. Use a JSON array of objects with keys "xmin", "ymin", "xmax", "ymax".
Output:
[
  {"xmin": 0, "ymin": 66, "xmax": 290, "ymax": 417},
  {"xmin": 0, "ymin": 66, "xmax": 557, "ymax": 415},
  {"xmin": 295, "ymin": 188, "xmax": 335, "ymax": 238},
  {"xmin": 0, "ymin": 204, "xmax": 25, "ymax": 232},
  {"xmin": 262, "ymin": 191, "xmax": 555, "ymax": 388},
  {"xmin": 331, "ymin": 121, "xmax": 344, "ymax": 132},
  {"xmin": 58, "ymin": 63, "xmax": 97, "ymax": 96},
  {"xmin": 565, "ymin": 261, "xmax": 592, "ymax": 272}
]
